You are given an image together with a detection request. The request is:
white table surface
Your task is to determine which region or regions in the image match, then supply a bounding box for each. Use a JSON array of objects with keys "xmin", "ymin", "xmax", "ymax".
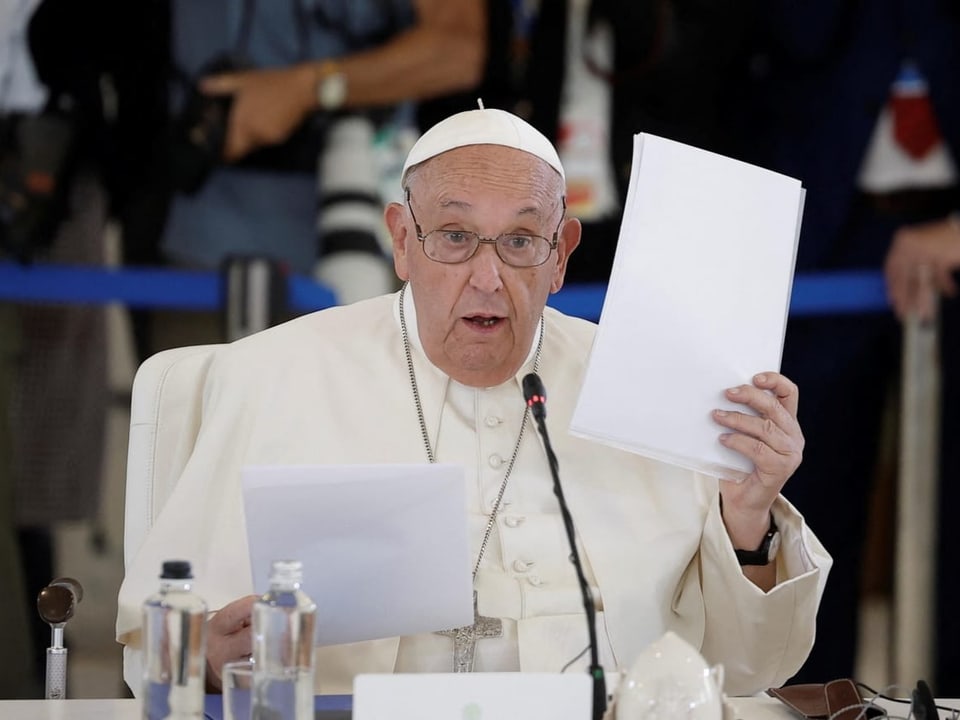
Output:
[
  {"xmin": 0, "ymin": 698, "xmax": 141, "ymax": 719},
  {"xmin": 0, "ymin": 694, "xmax": 957, "ymax": 719}
]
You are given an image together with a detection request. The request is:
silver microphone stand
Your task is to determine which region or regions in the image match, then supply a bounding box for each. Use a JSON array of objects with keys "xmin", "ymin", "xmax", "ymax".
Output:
[{"xmin": 36, "ymin": 577, "xmax": 83, "ymax": 700}]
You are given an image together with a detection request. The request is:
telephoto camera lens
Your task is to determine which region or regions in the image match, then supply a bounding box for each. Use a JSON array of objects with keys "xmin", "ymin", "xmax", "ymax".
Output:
[{"xmin": 314, "ymin": 114, "xmax": 396, "ymax": 304}]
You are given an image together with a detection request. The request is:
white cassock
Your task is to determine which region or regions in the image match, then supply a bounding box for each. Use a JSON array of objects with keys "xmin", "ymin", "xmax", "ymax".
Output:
[{"xmin": 116, "ymin": 286, "xmax": 831, "ymax": 696}]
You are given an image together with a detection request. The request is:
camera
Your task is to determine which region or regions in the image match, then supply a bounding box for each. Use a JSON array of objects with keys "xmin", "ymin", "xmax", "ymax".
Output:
[
  {"xmin": 0, "ymin": 111, "xmax": 76, "ymax": 262},
  {"xmin": 169, "ymin": 53, "xmax": 329, "ymax": 194},
  {"xmin": 168, "ymin": 54, "xmax": 245, "ymax": 195}
]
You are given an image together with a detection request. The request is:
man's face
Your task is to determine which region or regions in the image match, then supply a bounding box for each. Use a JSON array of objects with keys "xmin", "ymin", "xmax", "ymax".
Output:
[{"xmin": 387, "ymin": 145, "xmax": 581, "ymax": 387}]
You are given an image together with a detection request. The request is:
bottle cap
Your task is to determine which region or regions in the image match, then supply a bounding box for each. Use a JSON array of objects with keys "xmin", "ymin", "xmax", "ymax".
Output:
[
  {"xmin": 269, "ymin": 559, "xmax": 303, "ymax": 587},
  {"xmin": 161, "ymin": 560, "xmax": 193, "ymax": 579}
]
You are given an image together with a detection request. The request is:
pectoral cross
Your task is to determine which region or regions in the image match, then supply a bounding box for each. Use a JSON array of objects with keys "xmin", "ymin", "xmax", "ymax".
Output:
[{"xmin": 436, "ymin": 591, "xmax": 503, "ymax": 672}]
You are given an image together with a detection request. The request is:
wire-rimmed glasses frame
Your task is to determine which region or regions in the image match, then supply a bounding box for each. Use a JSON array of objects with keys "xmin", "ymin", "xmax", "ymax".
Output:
[{"xmin": 404, "ymin": 188, "xmax": 566, "ymax": 268}]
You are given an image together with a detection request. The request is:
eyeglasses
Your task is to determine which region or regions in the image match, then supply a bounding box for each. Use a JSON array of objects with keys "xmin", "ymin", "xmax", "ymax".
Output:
[{"xmin": 404, "ymin": 189, "xmax": 564, "ymax": 268}]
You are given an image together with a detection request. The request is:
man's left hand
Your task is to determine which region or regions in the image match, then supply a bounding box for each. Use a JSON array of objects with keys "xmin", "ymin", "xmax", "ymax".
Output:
[{"xmin": 712, "ymin": 372, "xmax": 803, "ymax": 540}]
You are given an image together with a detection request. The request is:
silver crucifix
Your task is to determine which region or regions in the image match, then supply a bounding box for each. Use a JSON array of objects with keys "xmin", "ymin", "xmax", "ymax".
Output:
[{"xmin": 436, "ymin": 590, "xmax": 503, "ymax": 672}]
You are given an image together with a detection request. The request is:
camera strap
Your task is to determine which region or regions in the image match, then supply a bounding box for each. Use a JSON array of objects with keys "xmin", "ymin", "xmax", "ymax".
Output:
[{"xmin": 235, "ymin": 0, "xmax": 258, "ymax": 59}]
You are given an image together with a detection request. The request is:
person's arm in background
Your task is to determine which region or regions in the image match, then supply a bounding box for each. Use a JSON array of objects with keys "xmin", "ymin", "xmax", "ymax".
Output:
[
  {"xmin": 884, "ymin": 214, "xmax": 960, "ymax": 322},
  {"xmin": 201, "ymin": 0, "xmax": 486, "ymax": 161}
]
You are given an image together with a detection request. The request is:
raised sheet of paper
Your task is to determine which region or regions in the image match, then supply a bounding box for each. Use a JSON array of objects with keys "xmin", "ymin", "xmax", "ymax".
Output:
[
  {"xmin": 570, "ymin": 133, "xmax": 805, "ymax": 479},
  {"xmin": 242, "ymin": 464, "xmax": 473, "ymax": 646}
]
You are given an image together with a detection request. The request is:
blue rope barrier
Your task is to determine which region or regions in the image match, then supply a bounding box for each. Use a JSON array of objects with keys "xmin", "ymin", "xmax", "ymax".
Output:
[{"xmin": 0, "ymin": 261, "xmax": 888, "ymax": 319}]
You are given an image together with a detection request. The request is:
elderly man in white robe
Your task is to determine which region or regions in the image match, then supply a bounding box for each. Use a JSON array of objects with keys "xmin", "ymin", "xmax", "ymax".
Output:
[{"xmin": 116, "ymin": 107, "xmax": 831, "ymax": 696}]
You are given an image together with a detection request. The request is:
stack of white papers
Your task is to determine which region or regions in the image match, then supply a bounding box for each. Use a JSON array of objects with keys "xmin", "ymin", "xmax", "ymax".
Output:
[{"xmin": 571, "ymin": 133, "xmax": 805, "ymax": 479}]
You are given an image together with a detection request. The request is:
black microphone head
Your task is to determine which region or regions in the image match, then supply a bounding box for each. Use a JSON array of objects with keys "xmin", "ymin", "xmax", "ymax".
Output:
[
  {"xmin": 37, "ymin": 577, "xmax": 83, "ymax": 626},
  {"xmin": 522, "ymin": 373, "xmax": 547, "ymax": 420},
  {"xmin": 913, "ymin": 680, "xmax": 937, "ymax": 720}
]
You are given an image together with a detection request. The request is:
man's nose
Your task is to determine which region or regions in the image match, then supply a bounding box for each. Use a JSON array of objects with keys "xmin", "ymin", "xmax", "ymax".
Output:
[{"xmin": 468, "ymin": 243, "xmax": 505, "ymax": 292}]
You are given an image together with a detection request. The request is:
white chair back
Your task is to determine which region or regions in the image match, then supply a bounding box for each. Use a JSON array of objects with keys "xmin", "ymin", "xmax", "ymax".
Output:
[{"xmin": 123, "ymin": 344, "xmax": 221, "ymax": 571}]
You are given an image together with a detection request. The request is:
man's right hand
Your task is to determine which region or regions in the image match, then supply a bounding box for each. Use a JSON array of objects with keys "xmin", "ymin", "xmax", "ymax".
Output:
[
  {"xmin": 884, "ymin": 215, "xmax": 960, "ymax": 321},
  {"xmin": 200, "ymin": 65, "xmax": 317, "ymax": 162},
  {"xmin": 205, "ymin": 595, "xmax": 258, "ymax": 691}
]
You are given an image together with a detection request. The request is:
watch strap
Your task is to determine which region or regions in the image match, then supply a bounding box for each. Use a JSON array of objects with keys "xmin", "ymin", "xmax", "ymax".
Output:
[
  {"xmin": 734, "ymin": 513, "xmax": 779, "ymax": 566},
  {"xmin": 315, "ymin": 60, "xmax": 347, "ymax": 111}
]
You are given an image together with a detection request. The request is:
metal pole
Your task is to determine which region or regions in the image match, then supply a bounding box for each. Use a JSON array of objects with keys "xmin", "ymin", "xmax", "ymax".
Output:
[
  {"xmin": 894, "ymin": 292, "xmax": 941, "ymax": 684},
  {"xmin": 222, "ymin": 256, "xmax": 288, "ymax": 342}
]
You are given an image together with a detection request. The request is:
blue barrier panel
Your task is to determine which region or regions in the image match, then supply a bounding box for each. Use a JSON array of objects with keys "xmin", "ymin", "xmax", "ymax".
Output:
[
  {"xmin": 0, "ymin": 262, "xmax": 222, "ymax": 309},
  {"xmin": 0, "ymin": 261, "xmax": 889, "ymax": 319},
  {"xmin": 788, "ymin": 270, "xmax": 890, "ymax": 316},
  {"xmin": 546, "ymin": 271, "xmax": 889, "ymax": 320}
]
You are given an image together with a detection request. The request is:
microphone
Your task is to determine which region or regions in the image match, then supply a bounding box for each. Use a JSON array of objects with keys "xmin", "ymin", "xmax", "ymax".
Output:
[
  {"xmin": 522, "ymin": 373, "xmax": 606, "ymax": 720},
  {"xmin": 37, "ymin": 576, "xmax": 84, "ymax": 699}
]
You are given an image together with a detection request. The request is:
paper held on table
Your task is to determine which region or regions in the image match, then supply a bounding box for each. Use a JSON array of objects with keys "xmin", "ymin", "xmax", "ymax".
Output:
[
  {"xmin": 241, "ymin": 463, "xmax": 473, "ymax": 646},
  {"xmin": 353, "ymin": 673, "xmax": 592, "ymax": 720},
  {"xmin": 570, "ymin": 133, "xmax": 805, "ymax": 479}
]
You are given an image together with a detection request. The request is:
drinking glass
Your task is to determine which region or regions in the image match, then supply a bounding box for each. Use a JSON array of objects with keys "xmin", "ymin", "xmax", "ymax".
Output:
[{"xmin": 222, "ymin": 660, "xmax": 254, "ymax": 720}]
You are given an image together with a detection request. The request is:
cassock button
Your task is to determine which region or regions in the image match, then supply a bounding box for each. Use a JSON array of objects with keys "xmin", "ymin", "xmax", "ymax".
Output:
[
  {"xmin": 528, "ymin": 575, "xmax": 543, "ymax": 587},
  {"xmin": 513, "ymin": 559, "xmax": 530, "ymax": 573},
  {"xmin": 485, "ymin": 416, "xmax": 502, "ymax": 428},
  {"xmin": 488, "ymin": 454, "xmax": 504, "ymax": 469},
  {"xmin": 504, "ymin": 516, "xmax": 524, "ymax": 528},
  {"xmin": 490, "ymin": 499, "xmax": 509, "ymax": 512}
]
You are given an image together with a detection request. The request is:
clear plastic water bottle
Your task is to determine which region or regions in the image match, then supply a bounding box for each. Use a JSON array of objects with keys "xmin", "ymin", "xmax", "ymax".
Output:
[
  {"xmin": 252, "ymin": 560, "xmax": 317, "ymax": 720},
  {"xmin": 142, "ymin": 560, "xmax": 207, "ymax": 720}
]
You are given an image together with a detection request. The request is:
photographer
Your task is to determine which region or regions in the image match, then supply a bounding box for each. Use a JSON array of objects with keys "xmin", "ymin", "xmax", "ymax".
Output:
[{"xmin": 150, "ymin": 0, "xmax": 486, "ymax": 351}]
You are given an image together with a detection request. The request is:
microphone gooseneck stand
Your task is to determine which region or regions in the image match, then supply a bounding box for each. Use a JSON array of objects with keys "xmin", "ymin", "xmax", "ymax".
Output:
[
  {"xmin": 36, "ymin": 576, "xmax": 84, "ymax": 699},
  {"xmin": 522, "ymin": 373, "xmax": 606, "ymax": 720}
]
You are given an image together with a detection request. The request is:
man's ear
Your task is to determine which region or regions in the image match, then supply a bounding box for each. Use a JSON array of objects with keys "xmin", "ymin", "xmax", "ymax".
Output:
[
  {"xmin": 550, "ymin": 217, "xmax": 582, "ymax": 293},
  {"xmin": 385, "ymin": 202, "xmax": 410, "ymax": 281}
]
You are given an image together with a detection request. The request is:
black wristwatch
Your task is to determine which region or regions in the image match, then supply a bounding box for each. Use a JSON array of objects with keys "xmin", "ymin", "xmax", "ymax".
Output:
[{"xmin": 734, "ymin": 514, "xmax": 780, "ymax": 566}]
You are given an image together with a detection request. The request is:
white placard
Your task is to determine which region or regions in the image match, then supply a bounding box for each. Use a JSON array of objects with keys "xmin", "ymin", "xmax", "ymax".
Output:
[
  {"xmin": 353, "ymin": 673, "xmax": 593, "ymax": 720},
  {"xmin": 242, "ymin": 464, "xmax": 473, "ymax": 646},
  {"xmin": 571, "ymin": 133, "xmax": 805, "ymax": 479}
]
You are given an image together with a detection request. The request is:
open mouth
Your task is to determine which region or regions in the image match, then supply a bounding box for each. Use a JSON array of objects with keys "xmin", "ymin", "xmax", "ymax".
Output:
[{"xmin": 465, "ymin": 315, "xmax": 503, "ymax": 328}]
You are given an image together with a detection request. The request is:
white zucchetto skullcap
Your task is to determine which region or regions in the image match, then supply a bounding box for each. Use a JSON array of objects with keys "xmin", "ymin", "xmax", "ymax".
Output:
[{"xmin": 401, "ymin": 104, "xmax": 565, "ymax": 182}]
